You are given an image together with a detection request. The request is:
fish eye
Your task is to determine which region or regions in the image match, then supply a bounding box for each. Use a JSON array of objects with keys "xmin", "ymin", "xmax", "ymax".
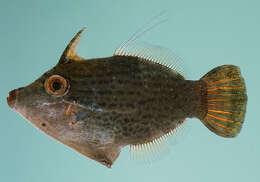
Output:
[{"xmin": 44, "ymin": 75, "xmax": 69, "ymax": 96}]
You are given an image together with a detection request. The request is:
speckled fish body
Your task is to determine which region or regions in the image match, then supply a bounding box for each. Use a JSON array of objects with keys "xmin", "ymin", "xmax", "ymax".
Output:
[{"xmin": 7, "ymin": 28, "xmax": 247, "ymax": 168}]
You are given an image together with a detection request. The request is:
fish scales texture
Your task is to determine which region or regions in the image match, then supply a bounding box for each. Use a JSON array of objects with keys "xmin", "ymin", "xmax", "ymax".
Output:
[
  {"xmin": 7, "ymin": 28, "xmax": 247, "ymax": 168},
  {"xmin": 59, "ymin": 56, "xmax": 206, "ymax": 143}
]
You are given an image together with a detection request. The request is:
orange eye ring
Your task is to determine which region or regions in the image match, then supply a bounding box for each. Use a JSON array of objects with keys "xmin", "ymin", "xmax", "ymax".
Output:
[{"xmin": 44, "ymin": 75, "xmax": 69, "ymax": 96}]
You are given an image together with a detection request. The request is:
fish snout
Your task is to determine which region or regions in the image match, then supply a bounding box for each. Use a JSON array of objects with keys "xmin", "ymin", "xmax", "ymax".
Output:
[{"xmin": 7, "ymin": 87, "xmax": 23, "ymax": 108}]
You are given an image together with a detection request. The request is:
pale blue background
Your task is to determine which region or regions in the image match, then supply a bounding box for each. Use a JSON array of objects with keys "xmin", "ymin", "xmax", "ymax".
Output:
[{"xmin": 1, "ymin": 0, "xmax": 259, "ymax": 181}]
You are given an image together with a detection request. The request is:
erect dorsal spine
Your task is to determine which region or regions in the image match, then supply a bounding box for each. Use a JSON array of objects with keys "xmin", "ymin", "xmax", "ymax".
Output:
[{"xmin": 58, "ymin": 27, "xmax": 86, "ymax": 64}]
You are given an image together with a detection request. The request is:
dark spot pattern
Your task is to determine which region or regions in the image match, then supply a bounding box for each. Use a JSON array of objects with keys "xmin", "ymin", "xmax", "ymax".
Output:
[{"xmin": 61, "ymin": 55, "xmax": 204, "ymax": 146}]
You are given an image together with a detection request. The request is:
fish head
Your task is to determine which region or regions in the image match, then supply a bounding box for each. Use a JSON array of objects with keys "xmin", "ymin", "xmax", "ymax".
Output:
[
  {"xmin": 7, "ymin": 67, "xmax": 72, "ymax": 139},
  {"xmin": 7, "ymin": 28, "xmax": 121, "ymax": 168},
  {"xmin": 7, "ymin": 67, "xmax": 120, "ymax": 168},
  {"xmin": 6, "ymin": 27, "xmax": 87, "ymax": 137}
]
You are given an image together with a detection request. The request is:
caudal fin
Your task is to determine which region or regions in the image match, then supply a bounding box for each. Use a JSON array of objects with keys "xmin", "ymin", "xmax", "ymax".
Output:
[{"xmin": 200, "ymin": 65, "xmax": 247, "ymax": 138}]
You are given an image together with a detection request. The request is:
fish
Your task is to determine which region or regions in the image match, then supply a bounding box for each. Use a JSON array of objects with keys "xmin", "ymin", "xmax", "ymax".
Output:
[{"xmin": 7, "ymin": 27, "xmax": 247, "ymax": 168}]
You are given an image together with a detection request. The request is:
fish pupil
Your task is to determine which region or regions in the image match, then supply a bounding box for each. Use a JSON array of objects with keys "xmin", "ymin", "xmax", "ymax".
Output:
[{"xmin": 52, "ymin": 81, "xmax": 61, "ymax": 90}]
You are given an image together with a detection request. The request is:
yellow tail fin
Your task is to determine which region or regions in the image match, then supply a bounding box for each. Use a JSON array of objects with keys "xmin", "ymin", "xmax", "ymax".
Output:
[{"xmin": 200, "ymin": 65, "xmax": 247, "ymax": 138}]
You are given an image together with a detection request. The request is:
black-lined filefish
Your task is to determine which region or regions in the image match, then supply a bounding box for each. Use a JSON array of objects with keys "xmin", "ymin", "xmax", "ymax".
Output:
[{"xmin": 7, "ymin": 27, "xmax": 247, "ymax": 168}]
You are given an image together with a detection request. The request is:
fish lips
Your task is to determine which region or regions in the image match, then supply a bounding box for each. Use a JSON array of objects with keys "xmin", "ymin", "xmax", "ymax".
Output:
[{"xmin": 7, "ymin": 87, "xmax": 24, "ymax": 109}]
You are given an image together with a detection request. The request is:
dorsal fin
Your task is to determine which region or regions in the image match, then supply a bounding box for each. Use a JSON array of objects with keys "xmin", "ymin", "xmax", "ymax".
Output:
[
  {"xmin": 58, "ymin": 27, "xmax": 86, "ymax": 64},
  {"xmin": 114, "ymin": 41, "xmax": 185, "ymax": 78}
]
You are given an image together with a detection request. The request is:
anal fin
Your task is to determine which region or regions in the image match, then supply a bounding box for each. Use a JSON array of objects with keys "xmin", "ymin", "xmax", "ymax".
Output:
[{"xmin": 129, "ymin": 119, "xmax": 187, "ymax": 163}]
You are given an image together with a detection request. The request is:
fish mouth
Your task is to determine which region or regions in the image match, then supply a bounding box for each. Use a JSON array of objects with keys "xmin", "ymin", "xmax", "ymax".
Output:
[{"xmin": 7, "ymin": 87, "xmax": 23, "ymax": 108}]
